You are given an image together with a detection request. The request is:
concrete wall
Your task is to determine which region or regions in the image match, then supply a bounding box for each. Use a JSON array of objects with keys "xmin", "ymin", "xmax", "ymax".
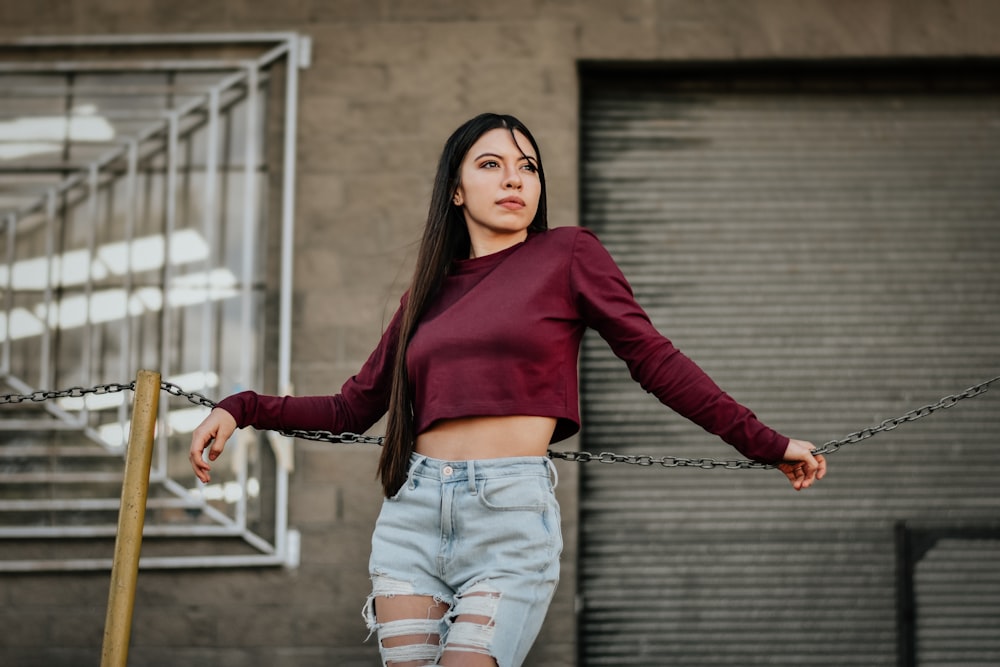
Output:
[{"xmin": 1, "ymin": 1, "xmax": 998, "ymax": 665}]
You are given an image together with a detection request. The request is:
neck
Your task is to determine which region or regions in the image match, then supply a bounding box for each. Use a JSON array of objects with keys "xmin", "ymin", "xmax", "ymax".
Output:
[{"xmin": 468, "ymin": 229, "xmax": 529, "ymax": 259}]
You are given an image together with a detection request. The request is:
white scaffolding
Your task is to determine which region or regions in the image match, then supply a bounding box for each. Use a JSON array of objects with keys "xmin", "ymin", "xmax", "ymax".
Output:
[{"xmin": 0, "ymin": 33, "xmax": 309, "ymax": 571}]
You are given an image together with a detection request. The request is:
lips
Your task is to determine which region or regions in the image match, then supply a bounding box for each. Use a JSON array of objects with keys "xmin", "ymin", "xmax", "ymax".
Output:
[{"xmin": 497, "ymin": 196, "xmax": 526, "ymax": 210}]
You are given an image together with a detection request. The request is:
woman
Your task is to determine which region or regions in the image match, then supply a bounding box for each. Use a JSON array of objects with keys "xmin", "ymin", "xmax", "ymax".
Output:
[{"xmin": 189, "ymin": 113, "xmax": 826, "ymax": 667}]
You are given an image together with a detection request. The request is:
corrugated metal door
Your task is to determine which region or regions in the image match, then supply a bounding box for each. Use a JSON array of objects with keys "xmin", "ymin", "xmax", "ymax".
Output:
[
  {"xmin": 914, "ymin": 538, "xmax": 1000, "ymax": 664},
  {"xmin": 898, "ymin": 526, "xmax": 1000, "ymax": 666},
  {"xmin": 578, "ymin": 69, "xmax": 1000, "ymax": 666}
]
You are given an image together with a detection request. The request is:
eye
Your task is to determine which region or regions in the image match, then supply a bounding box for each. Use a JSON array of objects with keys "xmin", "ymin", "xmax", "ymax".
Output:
[
  {"xmin": 480, "ymin": 159, "xmax": 500, "ymax": 169},
  {"xmin": 520, "ymin": 162, "xmax": 538, "ymax": 173}
]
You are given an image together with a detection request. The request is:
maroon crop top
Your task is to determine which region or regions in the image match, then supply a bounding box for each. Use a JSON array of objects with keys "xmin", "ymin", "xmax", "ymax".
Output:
[{"xmin": 217, "ymin": 227, "xmax": 789, "ymax": 463}]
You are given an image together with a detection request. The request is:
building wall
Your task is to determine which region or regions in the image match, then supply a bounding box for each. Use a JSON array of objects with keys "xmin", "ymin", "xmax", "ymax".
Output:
[{"xmin": 1, "ymin": 1, "xmax": 998, "ymax": 665}]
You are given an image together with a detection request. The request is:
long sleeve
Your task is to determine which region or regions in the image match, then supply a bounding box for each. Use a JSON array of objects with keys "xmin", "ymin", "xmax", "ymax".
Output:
[
  {"xmin": 215, "ymin": 298, "xmax": 405, "ymax": 436},
  {"xmin": 569, "ymin": 229, "xmax": 788, "ymax": 463}
]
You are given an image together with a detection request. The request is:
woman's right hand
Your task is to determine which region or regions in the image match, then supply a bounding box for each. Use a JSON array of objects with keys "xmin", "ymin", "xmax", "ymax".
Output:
[{"xmin": 189, "ymin": 407, "xmax": 238, "ymax": 484}]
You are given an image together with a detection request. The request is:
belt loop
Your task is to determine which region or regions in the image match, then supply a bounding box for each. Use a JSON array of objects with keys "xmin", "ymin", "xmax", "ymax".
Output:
[
  {"xmin": 546, "ymin": 457, "xmax": 559, "ymax": 490},
  {"xmin": 467, "ymin": 459, "xmax": 477, "ymax": 494},
  {"xmin": 407, "ymin": 455, "xmax": 426, "ymax": 490}
]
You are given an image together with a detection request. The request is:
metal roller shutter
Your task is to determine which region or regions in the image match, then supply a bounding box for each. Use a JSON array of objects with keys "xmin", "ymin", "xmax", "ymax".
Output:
[
  {"xmin": 913, "ymin": 538, "xmax": 1000, "ymax": 665},
  {"xmin": 578, "ymin": 67, "xmax": 1000, "ymax": 666}
]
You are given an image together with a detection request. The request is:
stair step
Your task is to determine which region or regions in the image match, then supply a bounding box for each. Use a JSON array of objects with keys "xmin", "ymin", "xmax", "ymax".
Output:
[
  {"xmin": 2, "ymin": 472, "xmax": 124, "ymax": 484},
  {"xmin": 0, "ymin": 445, "xmax": 122, "ymax": 458},
  {"xmin": 0, "ymin": 497, "xmax": 201, "ymax": 511},
  {"xmin": 0, "ymin": 419, "xmax": 87, "ymax": 431}
]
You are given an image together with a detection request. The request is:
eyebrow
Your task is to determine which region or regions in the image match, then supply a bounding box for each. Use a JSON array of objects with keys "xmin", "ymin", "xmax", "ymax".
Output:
[{"xmin": 473, "ymin": 151, "xmax": 538, "ymax": 163}]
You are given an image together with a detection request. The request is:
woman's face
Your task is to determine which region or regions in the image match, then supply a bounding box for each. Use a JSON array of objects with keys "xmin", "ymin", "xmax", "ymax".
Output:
[{"xmin": 453, "ymin": 128, "xmax": 541, "ymax": 256}]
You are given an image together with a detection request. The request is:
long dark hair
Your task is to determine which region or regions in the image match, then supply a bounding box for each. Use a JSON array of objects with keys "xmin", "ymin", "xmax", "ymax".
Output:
[{"xmin": 378, "ymin": 113, "xmax": 549, "ymax": 496}]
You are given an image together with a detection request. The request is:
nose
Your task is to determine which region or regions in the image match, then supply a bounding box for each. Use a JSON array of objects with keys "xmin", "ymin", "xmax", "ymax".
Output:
[{"xmin": 503, "ymin": 165, "xmax": 522, "ymax": 189}]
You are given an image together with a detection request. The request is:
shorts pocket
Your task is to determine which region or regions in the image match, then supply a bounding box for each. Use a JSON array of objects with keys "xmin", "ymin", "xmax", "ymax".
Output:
[{"xmin": 479, "ymin": 475, "xmax": 548, "ymax": 512}]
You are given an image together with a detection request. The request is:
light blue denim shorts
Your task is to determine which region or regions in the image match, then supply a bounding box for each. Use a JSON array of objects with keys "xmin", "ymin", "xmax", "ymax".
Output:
[{"xmin": 364, "ymin": 454, "xmax": 562, "ymax": 667}]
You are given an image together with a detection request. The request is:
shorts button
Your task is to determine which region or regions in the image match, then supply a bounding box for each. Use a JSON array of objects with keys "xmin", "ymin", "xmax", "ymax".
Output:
[{"xmin": 442, "ymin": 465, "xmax": 454, "ymax": 476}]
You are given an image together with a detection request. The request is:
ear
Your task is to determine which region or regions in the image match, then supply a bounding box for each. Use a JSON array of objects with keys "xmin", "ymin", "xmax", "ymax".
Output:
[{"xmin": 452, "ymin": 190, "xmax": 463, "ymax": 206}]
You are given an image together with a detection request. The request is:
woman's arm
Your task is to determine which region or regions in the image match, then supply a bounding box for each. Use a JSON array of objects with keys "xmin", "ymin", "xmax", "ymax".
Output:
[
  {"xmin": 569, "ymin": 229, "xmax": 825, "ymax": 488},
  {"xmin": 188, "ymin": 297, "xmax": 405, "ymax": 481}
]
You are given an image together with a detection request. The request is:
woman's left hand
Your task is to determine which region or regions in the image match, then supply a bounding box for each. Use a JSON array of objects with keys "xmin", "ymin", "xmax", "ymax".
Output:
[{"xmin": 777, "ymin": 438, "xmax": 826, "ymax": 491}]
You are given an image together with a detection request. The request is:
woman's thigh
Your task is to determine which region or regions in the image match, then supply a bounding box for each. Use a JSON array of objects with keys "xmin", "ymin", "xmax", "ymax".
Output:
[{"xmin": 370, "ymin": 593, "xmax": 449, "ymax": 667}]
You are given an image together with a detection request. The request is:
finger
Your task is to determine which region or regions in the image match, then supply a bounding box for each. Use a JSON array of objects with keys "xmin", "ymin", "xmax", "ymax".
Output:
[
  {"xmin": 195, "ymin": 465, "xmax": 211, "ymax": 484},
  {"xmin": 207, "ymin": 424, "xmax": 233, "ymax": 461},
  {"xmin": 783, "ymin": 459, "xmax": 808, "ymax": 490},
  {"xmin": 190, "ymin": 452, "xmax": 211, "ymax": 474},
  {"xmin": 191, "ymin": 452, "xmax": 211, "ymax": 483},
  {"xmin": 794, "ymin": 463, "xmax": 807, "ymax": 490},
  {"xmin": 799, "ymin": 452, "xmax": 825, "ymax": 489},
  {"xmin": 189, "ymin": 437, "xmax": 208, "ymax": 469},
  {"xmin": 779, "ymin": 463, "xmax": 802, "ymax": 489},
  {"xmin": 796, "ymin": 459, "xmax": 813, "ymax": 489},
  {"xmin": 189, "ymin": 431, "xmax": 215, "ymax": 482},
  {"xmin": 191, "ymin": 457, "xmax": 211, "ymax": 484}
]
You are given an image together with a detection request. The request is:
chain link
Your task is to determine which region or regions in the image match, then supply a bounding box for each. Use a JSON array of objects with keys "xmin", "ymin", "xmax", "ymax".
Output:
[
  {"xmin": 159, "ymin": 380, "xmax": 217, "ymax": 410},
  {"xmin": 2, "ymin": 375, "xmax": 997, "ymax": 467}
]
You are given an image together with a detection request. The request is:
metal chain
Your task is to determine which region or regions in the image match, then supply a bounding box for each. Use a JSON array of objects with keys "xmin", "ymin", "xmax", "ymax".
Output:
[
  {"xmin": 549, "ymin": 375, "xmax": 1000, "ymax": 469},
  {"xmin": 2, "ymin": 375, "xmax": 998, "ymax": 469},
  {"xmin": 273, "ymin": 428, "xmax": 386, "ymax": 446},
  {"xmin": 0, "ymin": 381, "xmax": 136, "ymax": 405},
  {"xmin": 810, "ymin": 375, "xmax": 1000, "ymax": 456}
]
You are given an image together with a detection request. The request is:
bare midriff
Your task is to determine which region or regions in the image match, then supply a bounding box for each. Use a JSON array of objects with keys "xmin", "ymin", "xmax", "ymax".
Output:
[{"xmin": 414, "ymin": 415, "xmax": 557, "ymax": 460}]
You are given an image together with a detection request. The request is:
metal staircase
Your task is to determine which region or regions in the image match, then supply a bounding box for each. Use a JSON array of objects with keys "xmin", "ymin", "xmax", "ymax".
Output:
[{"xmin": 0, "ymin": 33, "xmax": 308, "ymax": 570}]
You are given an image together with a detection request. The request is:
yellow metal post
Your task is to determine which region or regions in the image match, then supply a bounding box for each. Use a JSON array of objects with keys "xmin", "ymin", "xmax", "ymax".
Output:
[{"xmin": 100, "ymin": 370, "xmax": 160, "ymax": 667}]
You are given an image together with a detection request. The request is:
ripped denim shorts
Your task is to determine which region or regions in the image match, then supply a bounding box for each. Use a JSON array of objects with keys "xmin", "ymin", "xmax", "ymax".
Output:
[{"xmin": 363, "ymin": 454, "xmax": 563, "ymax": 667}]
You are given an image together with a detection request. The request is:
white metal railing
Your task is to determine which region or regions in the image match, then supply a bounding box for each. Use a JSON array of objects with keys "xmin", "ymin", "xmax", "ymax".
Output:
[{"xmin": 0, "ymin": 33, "xmax": 309, "ymax": 571}]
